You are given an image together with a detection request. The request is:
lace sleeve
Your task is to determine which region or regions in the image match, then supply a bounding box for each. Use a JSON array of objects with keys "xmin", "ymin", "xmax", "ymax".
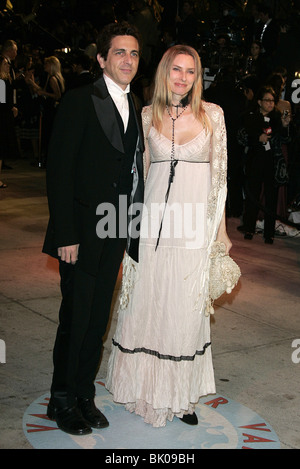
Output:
[{"xmin": 204, "ymin": 102, "xmax": 227, "ymax": 226}]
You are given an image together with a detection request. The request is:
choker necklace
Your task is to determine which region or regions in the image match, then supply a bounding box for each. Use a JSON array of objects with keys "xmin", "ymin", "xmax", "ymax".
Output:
[
  {"xmin": 171, "ymin": 103, "xmax": 182, "ymax": 118},
  {"xmin": 169, "ymin": 103, "xmax": 187, "ymax": 118},
  {"xmin": 155, "ymin": 104, "xmax": 187, "ymax": 251}
]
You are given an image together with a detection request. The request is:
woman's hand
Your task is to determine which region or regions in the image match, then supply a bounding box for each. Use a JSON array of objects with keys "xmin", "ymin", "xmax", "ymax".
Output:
[
  {"xmin": 216, "ymin": 210, "xmax": 232, "ymax": 254},
  {"xmin": 216, "ymin": 230, "xmax": 232, "ymax": 254},
  {"xmin": 281, "ymin": 110, "xmax": 291, "ymax": 127}
]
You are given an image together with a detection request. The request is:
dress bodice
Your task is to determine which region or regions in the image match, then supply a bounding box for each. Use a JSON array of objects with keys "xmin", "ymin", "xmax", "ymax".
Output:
[{"xmin": 148, "ymin": 126, "xmax": 211, "ymax": 163}]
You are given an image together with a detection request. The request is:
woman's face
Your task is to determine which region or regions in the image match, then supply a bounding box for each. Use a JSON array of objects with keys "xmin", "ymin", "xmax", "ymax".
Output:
[
  {"xmin": 251, "ymin": 42, "xmax": 260, "ymax": 57},
  {"xmin": 169, "ymin": 53, "xmax": 195, "ymax": 100},
  {"xmin": 1, "ymin": 58, "xmax": 10, "ymax": 74},
  {"xmin": 258, "ymin": 92, "xmax": 275, "ymax": 115},
  {"xmin": 26, "ymin": 56, "xmax": 33, "ymax": 70}
]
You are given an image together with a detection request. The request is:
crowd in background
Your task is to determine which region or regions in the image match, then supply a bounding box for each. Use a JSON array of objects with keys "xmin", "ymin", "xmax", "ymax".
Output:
[{"xmin": 0, "ymin": 0, "xmax": 299, "ymax": 228}]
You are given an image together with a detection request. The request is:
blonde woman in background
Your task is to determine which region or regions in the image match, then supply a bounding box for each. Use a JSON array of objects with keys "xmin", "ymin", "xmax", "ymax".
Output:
[
  {"xmin": 27, "ymin": 55, "xmax": 65, "ymax": 163},
  {"xmin": 28, "ymin": 55, "xmax": 65, "ymax": 102}
]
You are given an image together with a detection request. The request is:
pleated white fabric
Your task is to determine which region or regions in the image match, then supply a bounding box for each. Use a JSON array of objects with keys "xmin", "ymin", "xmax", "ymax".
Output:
[{"xmin": 106, "ymin": 122, "xmax": 218, "ymax": 427}]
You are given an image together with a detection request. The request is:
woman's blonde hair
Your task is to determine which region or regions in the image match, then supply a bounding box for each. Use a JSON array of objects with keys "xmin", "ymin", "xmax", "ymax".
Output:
[
  {"xmin": 0, "ymin": 56, "xmax": 11, "ymax": 81},
  {"xmin": 44, "ymin": 56, "xmax": 65, "ymax": 93},
  {"xmin": 152, "ymin": 45, "xmax": 211, "ymax": 132}
]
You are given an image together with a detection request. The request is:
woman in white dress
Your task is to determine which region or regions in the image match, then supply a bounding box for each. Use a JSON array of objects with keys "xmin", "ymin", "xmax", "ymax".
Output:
[{"xmin": 106, "ymin": 45, "xmax": 232, "ymax": 427}]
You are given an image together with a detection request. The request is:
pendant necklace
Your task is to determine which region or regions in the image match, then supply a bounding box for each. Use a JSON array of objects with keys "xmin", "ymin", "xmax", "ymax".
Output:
[
  {"xmin": 166, "ymin": 104, "xmax": 187, "ymax": 171},
  {"xmin": 155, "ymin": 104, "xmax": 188, "ymax": 250}
]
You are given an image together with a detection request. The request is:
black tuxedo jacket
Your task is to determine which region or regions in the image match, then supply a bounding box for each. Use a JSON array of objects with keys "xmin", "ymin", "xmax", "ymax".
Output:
[
  {"xmin": 261, "ymin": 19, "xmax": 279, "ymax": 56},
  {"xmin": 43, "ymin": 76, "xmax": 144, "ymax": 275}
]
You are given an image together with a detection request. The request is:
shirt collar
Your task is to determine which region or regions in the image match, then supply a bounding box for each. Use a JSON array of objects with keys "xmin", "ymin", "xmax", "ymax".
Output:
[{"xmin": 103, "ymin": 73, "xmax": 130, "ymax": 97}]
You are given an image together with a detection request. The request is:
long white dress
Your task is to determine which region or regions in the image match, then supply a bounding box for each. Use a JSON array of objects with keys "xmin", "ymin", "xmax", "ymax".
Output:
[{"xmin": 106, "ymin": 102, "xmax": 227, "ymax": 427}]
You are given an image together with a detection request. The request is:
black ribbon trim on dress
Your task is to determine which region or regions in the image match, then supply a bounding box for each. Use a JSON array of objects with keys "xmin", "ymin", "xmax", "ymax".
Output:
[
  {"xmin": 155, "ymin": 159, "xmax": 178, "ymax": 251},
  {"xmin": 112, "ymin": 338, "xmax": 211, "ymax": 362},
  {"xmin": 152, "ymin": 160, "xmax": 209, "ymax": 164}
]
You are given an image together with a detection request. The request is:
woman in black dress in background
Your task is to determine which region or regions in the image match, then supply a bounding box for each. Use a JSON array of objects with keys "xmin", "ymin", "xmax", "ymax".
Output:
[{"xmin": 26, "ymin": 55, "xmax": 65, "ymax": 163}]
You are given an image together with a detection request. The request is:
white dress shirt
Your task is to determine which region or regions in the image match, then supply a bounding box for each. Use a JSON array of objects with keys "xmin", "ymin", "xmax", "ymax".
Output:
[
  {"xmin": 103, "ymin": 74, "xmax": 130, "ymax": 131},
  {"xmin": 260, "ymin": 18, "xmax": 272, "ymax": 51}
]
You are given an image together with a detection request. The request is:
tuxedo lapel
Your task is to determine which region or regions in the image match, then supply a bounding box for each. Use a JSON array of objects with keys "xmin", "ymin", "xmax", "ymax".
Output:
[
  {"xmin": 91, "ymin": 76, "xmax": 144, "ymax": 262},
  {"xmin": 92, "ymin": 76, "xmax": 124, "ymax": 153},
  {"xmin": 128, "ymin": 93, "xmax": 144, "ymax": 153}
]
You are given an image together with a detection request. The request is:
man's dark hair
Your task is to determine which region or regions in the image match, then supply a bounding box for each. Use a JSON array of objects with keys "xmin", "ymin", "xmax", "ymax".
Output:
[
  {"xmin": 257, "ymin": 4, "xmax": 272, "ymax": 17},
  {"xmin": 2, "ymin": 39, "xmax": 17, "ymax": 52},
  {"xmin": 73, "ymin": 53, "xmax": 92, "ymax": 71},
  {"xmin": 96, "ymin": 21, "xmax": 141, "ymax": 60}
]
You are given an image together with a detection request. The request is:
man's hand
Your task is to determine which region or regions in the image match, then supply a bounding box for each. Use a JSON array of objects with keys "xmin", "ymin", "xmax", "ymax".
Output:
[
  {"xmin": 58, "ymin": 244, "xmax": 79, "ymax": 264},
  {"xmin": 12, "ymin": 106, "xmax": 18, "ymax": 118},
  {"xmin": 259, "ymin": 133, "xmax": 270, "ymax": 144}
]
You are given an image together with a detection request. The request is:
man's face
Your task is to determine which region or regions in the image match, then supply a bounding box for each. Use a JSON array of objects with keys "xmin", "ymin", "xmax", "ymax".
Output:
[
  {"xmin": 7, "ymin": 45, "xmax": 18, "ymax": 60},
  {"xmin": 183, "ymin": 2, "xmax": 192, "ymax": 15},
  {"xmin": 259, "ymin": 12, "xmax": 268, "ymax": 23},
  {"xmin": 98, "ymin": 35, "xmax": 139, "ymax": 90}
]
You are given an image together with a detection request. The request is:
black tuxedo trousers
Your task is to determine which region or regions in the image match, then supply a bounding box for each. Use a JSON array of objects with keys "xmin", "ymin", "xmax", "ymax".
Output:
[
  {"xmin": 51, "ymin": 236, "xmax": 126, "ymax": 407},
  {"xmin": 243, "ymin": 148, "xmax": 277, "ymax": 239}
]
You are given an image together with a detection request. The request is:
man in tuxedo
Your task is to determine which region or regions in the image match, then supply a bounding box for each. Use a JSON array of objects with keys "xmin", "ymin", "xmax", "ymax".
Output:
[
  {"xmin": 68, "ymin": 53, "xmax": 94, "ymax": 90},
  {"xmin": 258, "ymin": 5, "xmax": 279, "ymax": 58},
  {"xmin": 2, "ymin": 39, "xmax": 18, "ymax": 81},
  {"xmin": 43, "ymin": 22, "xmax": 144, "ymax": 435}
]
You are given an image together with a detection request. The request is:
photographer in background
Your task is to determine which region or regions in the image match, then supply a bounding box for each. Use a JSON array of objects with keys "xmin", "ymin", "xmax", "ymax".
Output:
[{"xmin": 238, "ymin": 85, "xmax": 291, "ymax": 244}]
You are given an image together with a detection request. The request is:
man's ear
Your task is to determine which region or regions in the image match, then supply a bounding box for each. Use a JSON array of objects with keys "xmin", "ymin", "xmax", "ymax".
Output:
[{"xmin": 97, "ymin": 53, "xmax": 105, "ymax": 70}]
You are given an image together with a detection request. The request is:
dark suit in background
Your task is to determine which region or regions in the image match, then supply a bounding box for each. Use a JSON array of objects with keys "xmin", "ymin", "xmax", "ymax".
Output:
[
  {"xmin": 257, "ymin": 6, "xmax": 280, "ymax": 77},
  {"xmin": 260, "ymin": 18, "xmax": 279, "ymax": 57}
]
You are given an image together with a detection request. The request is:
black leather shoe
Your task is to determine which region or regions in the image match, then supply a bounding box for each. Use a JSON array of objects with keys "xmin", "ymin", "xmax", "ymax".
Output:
[
  {"xmin": 179, "ymin": 412, "xmax": 198, "ymax": 425},
  {"xmin": 47, "ymin": 404, "xmax": 92, "ymax": 435},
  {"xmin": 264, "ymin": 237, "xmax": 274, "ymax": 244},
  {"xmin": 46, "ymin": 402, "xmax": 56, "ymax": 420},
  {"xmin": 77, "ymin": 398, "xmax": 109, "ymax": 429},
  {"xmin": 244, "ymin": 232, "xmax": 253, "ymax": 240}
]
